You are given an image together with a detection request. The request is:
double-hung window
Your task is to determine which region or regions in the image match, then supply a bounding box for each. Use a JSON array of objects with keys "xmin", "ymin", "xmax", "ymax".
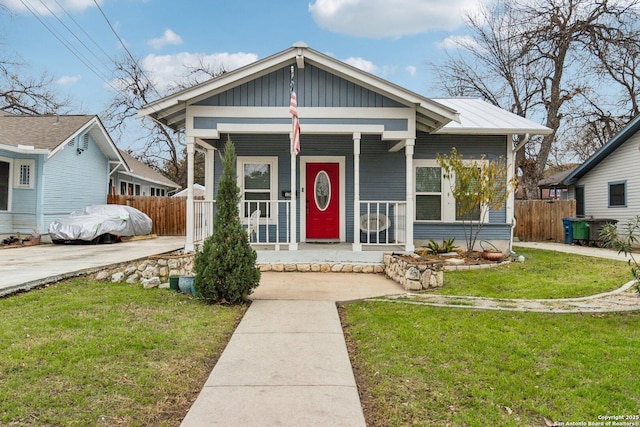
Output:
[
  {"xmin": 415, "ymin": 162, "xmax": 442, "ymax": 221},
  {"xmin": 238, "ymin": 157, "xmax": 278, "ymax": 219},
  {"xmin": 608, "ymin": 181, "xmax": 626, "ymax": 207}
]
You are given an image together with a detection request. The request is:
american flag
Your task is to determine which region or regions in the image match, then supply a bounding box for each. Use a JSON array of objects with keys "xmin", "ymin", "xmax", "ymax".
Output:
[{"xmin": 289, "ymin": 89, "xmax": 300, "ymax": 155}]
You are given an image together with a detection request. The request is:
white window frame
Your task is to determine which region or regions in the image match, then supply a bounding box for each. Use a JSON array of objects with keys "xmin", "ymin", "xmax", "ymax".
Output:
[
  {"xmin": 414, "ymin": 160, "xmax": 443, "ymax": 222},
  {"xmin": 14, "ymin": 159, "xmax": 35, "ymax": 189},
  {"xmin": 414, "ymin": 159, "xmax": 489, "ymax": 223},
  {"xmin": 0, "ymin": 156, "xmax": 13, "ymax": 212},
  {"xmin": 151, "ymin": 187, "xmax": 166, "ymax": 197},
  {"xmin": 237, "ymin": 156, "xmax": 278, "ymax": 222}
]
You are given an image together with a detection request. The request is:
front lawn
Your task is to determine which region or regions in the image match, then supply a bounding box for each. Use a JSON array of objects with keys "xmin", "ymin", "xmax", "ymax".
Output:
[
  {"xmin": 342, "ymin": 302, "xmax": 640, "ymax": 426},
  {"xmin": 435, "ymin": 246, "xmax": 633, "ymax": 299},
  {"xmin": 0, "ymin": 279, "xmax": 246, "ymax": 426}
]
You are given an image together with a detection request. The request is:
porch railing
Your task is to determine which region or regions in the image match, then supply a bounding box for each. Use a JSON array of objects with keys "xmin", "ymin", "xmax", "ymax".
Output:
[
  {"xmin": 359, "ymin": 201, "xmax": 406, "ymax": 245},
  {"xmin": 193, "ymin": 199, "xmax": 291, "ymax": 247}
]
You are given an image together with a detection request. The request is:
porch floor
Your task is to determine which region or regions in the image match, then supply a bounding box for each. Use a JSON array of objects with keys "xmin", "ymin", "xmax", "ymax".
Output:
[{"xmin": 254, "ymin": 242, "xmax": 406, "ymax": 265}]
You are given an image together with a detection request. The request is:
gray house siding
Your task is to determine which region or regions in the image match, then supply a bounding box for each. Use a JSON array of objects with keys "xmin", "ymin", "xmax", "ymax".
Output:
[
  {"xmin": 42, "ymin": 134, "xmax": 109, "ymax": 227},
  {"xmin": 195, "ymin": 64, "xmax": 405, "ymax": 109},
  {"xmin": 413, "ymin": 134, "xmax": 511, "ymax": 242}
]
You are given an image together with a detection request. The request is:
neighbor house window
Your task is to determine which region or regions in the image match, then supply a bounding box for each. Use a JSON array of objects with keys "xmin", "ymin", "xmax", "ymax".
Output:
[
  {"xmin": 14, "ymin": 160, "xmax": 35, "ymax": 189},
  {"xmin": 608, "ymin": 181, "xmax": 626, "ymax": 207},
  {"xmin": 415, "ymin": 163, "xmax": 442, "ymax": 221},
  {"xmin": 237, "ymin": 157, "xmax": 278, "ymax": 219},
  {"xmin": 0, "ymin": 158, "xmax": 11, "ymax": 211},
  {"xmin": 151, "ymin": 187, "xmax": 166, "ymax": 197}
]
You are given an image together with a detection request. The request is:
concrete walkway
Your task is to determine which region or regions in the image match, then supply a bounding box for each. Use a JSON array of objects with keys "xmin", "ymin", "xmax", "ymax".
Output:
[
  {"xmin": 0, "ymin": 236, "xmax": 184, "ymax": 296},
  {"xmin": 514, "ymin": 241, "xmax": 635, "ymax": 262},
  {"xmin": 180, "ymin": 273, "xmax": 404, "ymax": 427}
]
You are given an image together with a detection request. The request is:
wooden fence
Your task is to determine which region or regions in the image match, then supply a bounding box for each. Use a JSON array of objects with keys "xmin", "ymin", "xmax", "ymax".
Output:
[
  {"xmin": 514, "ymin": 200, "xmax": 576, "ymax": 242},
  {"xmin": 107, "ymin": 195, "xmax": 187, "ymax": 236}
]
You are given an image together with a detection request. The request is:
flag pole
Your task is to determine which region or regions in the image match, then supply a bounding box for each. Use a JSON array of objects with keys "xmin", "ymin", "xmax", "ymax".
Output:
[{"xmin": 289, "ymin": 65, "xmax": 298, "ymax": 250}]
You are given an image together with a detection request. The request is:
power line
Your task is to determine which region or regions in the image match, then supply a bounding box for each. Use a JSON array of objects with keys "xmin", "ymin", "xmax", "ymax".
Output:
[{"xmin": 91, "ymin": 0, "xmax": 160, "ymax": 97}]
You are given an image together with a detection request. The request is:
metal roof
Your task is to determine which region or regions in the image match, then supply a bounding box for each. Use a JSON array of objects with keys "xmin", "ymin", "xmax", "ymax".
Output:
[{"xmin": 433, "ymin": 98, "xmax": 552, "ymax": 135}]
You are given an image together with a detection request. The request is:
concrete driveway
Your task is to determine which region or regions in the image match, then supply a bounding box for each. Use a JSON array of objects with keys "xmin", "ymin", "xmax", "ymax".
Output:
[{"xmin": 1, "ymin": 236, "xmax": 184, "ymax": 296}]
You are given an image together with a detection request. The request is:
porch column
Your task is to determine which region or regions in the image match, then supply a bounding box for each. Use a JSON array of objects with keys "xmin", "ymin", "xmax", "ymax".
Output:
[
  {"xmin": 204, "ymin": 146, "xmax": 216, "ymax": 201},
  {"xmin": 352, "ymin": 133, "xmax": 362, "ymax": 251},
  {"xmin": 185, "ymin": 136, "xmax": 196, "ymax": 252},
  {"xmin": 506, "ymin": 135, "xmax": 515, "ymax": 252},
  {"xmin": 289, "ymin": 135, "xmax": 298, "ymax": 251},
  {"xmin": 405, "ymin": 139, "xmax": 415, "ymax": 252}
]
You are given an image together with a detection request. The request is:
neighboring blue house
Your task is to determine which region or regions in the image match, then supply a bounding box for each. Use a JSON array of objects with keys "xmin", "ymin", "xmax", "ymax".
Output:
[
  {"xmin": 0, "ymin": 113, "xmax": 179, "ymax": 240},
  {"xmin": 563, "ymin": 114, "xmax": 640, "ymax": 224},
  {"xmin": 138, "ymin": 43, "xmax": 551, "ymax": 256}
]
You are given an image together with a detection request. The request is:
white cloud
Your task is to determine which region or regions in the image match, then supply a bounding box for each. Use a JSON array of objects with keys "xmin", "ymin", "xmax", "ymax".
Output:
[
  {"xmin": 140, "ymin": 51, "xmax": 258, "ymax": 92},
  {"xmin": 147, "ymin": 29, "xmax": 184, "ymax": 51},
  {"xmin": 57, "ymin": 75, "xmax": 81, "ymax": 85},
  {"xmin": 343, "ymin": 57, "xmax": 378, "ymax": 74},
  {"xmin": 308, "ymin": 0, "xmax": 481, "ymax": 38},
  {"xmin": 437, "ymin": 35, "xmax": 479, "ymax": 50},
  {"xmin": 406, "ymin": 65, "xmax": 417, "ymax": 77},
  {"xmin": 0, "ymin": 0, "xmax": 101, "ymax": 15}
]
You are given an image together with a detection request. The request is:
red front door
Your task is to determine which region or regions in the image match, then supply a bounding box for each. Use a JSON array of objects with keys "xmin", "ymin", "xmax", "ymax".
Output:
[{"xmin": 306, "ymin": 162, "xmax": 339, "ymax": 239}]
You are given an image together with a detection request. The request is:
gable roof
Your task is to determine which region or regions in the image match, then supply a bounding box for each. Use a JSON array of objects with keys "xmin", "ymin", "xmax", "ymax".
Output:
[
  {"xmin": 434, "ymin": 98, "xmax": 553, "ymax": 136},
  {"xmin": 138, "ymin": 42, "xmax": 461, "ymax": 133},
  {"xmin": 118, "ymin": 150, "xmax": 180, "ymax": 190},
  {"xmin": 563, "ymin": 114, "xmax": 640, "ymax": 185},
  {"xmin": 0, "ymin": 114, "xmax": 125, "ymax": 165}
]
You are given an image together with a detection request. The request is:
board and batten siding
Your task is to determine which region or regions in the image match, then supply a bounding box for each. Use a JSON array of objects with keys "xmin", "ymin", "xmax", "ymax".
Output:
[
  {"xmin": 195, "ymin": 64, "xmax": 405, "ymax": 109},
  {"xmin": 42, "ymin": 134, "xmax": 109, "ymax": 228},
  {"xmin": 575, "ymin": 130, "xmax": 640, "ymax": 224}
]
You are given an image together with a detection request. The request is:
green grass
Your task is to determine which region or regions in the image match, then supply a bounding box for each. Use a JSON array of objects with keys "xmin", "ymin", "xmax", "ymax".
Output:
[
  {"xmin": 0, "ymin": 279, "xmax": 246, "ymax": 426},
  {"xmin": 342, "ymin": 302, "xmax": 640, "ymax": 426},
  {"xmin": 435, "ymin": 247, "xmax": 633, "ymax": 299}
]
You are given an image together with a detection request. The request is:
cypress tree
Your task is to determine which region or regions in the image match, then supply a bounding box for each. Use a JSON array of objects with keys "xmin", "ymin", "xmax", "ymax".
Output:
[{"xmin": 194, "ymin": 137, "xmax": 260, "ymax": 303}]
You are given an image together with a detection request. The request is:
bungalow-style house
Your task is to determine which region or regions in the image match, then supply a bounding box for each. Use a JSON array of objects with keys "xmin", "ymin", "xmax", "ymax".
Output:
[
  {"xmin": 111, "ymin": 150, "xmax": 180, "ymax": 197},
  {"xmin": 563, "ymin": 114, "xmax": 640, "ymax": 222},
  {"xmin": 0, "ymin": 113, "xmax": 178, "ymax": 240},
  {"xmin": 138, "ymin": 43, "xmax": 551, "ymax": 257}
]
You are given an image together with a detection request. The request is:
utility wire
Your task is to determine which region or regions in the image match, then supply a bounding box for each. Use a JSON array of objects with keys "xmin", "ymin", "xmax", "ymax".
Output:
[
  {"xmin": 91, "ymin": 0, "xmax": 160, "ymax": 97},
  {"xmin": 18, "ymin": 0, "xmax": 121, "ymax": 93}
]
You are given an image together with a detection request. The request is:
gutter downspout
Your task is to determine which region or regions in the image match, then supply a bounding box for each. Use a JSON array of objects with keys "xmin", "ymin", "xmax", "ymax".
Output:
[{"xmin": 509, "ymin": 133, "xmax": 530, "ymax": 254}]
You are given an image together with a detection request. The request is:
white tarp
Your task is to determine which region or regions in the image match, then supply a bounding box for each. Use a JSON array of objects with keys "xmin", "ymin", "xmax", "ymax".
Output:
[{"xmin": 48, "ymin": 205, "xmax": 152, "ymax": 242}]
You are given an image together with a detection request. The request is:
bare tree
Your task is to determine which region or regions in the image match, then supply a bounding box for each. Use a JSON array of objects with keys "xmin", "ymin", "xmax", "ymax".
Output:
[
  {"xmin": 102, "ymin": 54, "xmax": 225, "ymax": 187},
  {"xmin": 432, "ymin": 0, "xmax": 640, "ymax": 199}
]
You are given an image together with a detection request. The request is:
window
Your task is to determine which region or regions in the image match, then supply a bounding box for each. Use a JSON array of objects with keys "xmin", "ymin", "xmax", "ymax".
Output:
[
  {"xmin": 151, "ymin": 187, "xmax": 166, "ymax": 197},
  {"xmin": 238, "ymin": 157, "xmax": 278, "ymax": 219},
  {"xmin": 609, "ymin": 181, "xmax": 626, "ymax": 207},
  {"xmin": 0, "ymin": 158, "xmax": 11, "ymax": 211},
  {"xmin": 414, "ymin": 159, "xmax": 487, "ymax": 223},
  {"xmin": 14, "ymin": 160, "xmax": 35, "ymax": 189},
  {"xmin": 415, "ymin": 165, "xmax": 442, "ymax": 221}
]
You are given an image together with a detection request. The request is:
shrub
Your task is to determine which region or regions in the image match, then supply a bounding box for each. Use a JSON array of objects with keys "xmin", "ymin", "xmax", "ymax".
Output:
[{"xmin": 194, "ymin": 138, "xmax": 260, "ymax": 303}]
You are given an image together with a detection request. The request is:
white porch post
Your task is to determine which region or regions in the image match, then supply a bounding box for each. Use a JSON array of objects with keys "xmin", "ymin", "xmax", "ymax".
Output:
[
  {"xmin": 352, "ymin": 133, "xmax": 362, "ymax": 251},
  {"xmin": 204, "ymin": 146, "xmax": 216, "ymax": 201},
  {"xmin": 506, "ymin": 135, "xmax": 516, "ymax": 253},
  {"xmin": 185, "ymin": 136, "xmax": 196, "ymax": 252},
  {"xmin": 289, "ymin": 135, "xmax": 298, "ymax": 250},
  {"xmin": 405, "ymin": 139, "xmax": 415, "ymax": 252}
]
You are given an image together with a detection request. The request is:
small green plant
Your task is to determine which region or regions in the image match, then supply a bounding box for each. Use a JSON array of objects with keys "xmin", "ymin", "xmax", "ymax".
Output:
[
  {"xmin": 194, "ymin": 137, "xmax": 260, "ymax": 304},
  {"xmin": 601, "ymin": 216, "xmax": 640, "ymax": 294},
  {"xmin": 425, "ymin": 238, "xmax": 457, "ymax": 254}
]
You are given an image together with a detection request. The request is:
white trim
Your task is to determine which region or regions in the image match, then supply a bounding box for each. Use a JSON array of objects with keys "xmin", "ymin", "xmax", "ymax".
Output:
[
  {"xmin": 237, "ymin": 156, "xmax": 279, "ymax": 223},
  {"xmin": 0, "ymin": 156, "xmax": 13, "ymax": 212},
  {"xmin": 413, "ymin": 159, "xmax": 489, "ymax": 224},
  {"xmin": 300, "ymin": 156, "xmax": 346, "ymax": 242},
  {"xmin": 13, "ymin": 159, "xmax": 35, "ymax": 189}
]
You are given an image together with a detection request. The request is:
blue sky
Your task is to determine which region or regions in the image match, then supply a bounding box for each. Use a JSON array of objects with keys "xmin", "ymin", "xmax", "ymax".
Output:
[{"xmin": 0, "ymin": 0, "xmax": 482, "ymax": 143}]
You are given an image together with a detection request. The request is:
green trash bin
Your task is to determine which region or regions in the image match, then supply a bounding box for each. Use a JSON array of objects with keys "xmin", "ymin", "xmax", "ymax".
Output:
[{"xmin": 571, "ymin": 219, "xmax": 589, "ymax": 241}]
